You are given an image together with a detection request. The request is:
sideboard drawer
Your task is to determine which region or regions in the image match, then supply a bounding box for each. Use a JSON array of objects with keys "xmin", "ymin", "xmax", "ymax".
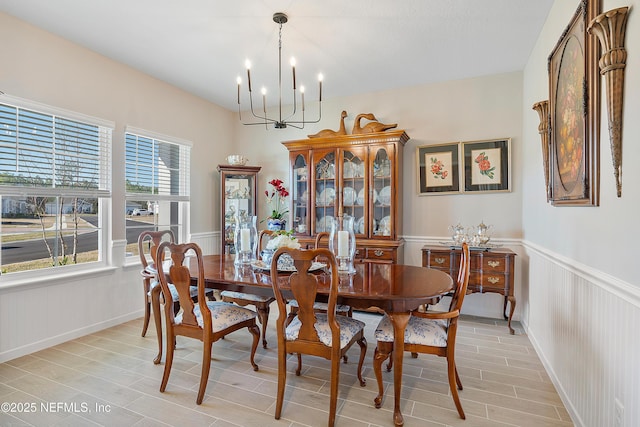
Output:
[
  {"xmin": 481, "ymin": 256, "xmax": 509, "ymax": 273},
  {"xmin": 427, "ymin": 253, "xmax": 452, "ymax": 269},
  {"xmin": 469, "ymin": 272, "xmax": 508, "ymax": 291},
  {"xmin": 366, "ymin": 247, "xmax": 395, "ymax": 261}
]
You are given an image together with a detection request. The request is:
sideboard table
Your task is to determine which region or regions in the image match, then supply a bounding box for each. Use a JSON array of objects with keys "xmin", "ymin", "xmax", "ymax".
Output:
[{"xmin": 421, "ymin": 245, "xmax": 517, "ymax": 334}]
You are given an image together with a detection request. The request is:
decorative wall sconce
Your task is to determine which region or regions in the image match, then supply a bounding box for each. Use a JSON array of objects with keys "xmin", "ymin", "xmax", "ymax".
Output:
[
  {"xmin": 587, "ymin": 6, "xmax": 630, "ymax": 197},
  {"xmin": 532, "ymin": 100, "xmax": 551, "ymax": 202}
]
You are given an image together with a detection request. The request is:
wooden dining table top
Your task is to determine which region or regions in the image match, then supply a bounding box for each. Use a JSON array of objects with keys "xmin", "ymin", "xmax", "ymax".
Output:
[{"xmin": 190, "ymin": 254, "xmax": 454, "ymax": 313}]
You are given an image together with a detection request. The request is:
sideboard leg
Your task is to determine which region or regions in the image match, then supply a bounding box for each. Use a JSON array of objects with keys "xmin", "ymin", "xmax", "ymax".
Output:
[{"xmin": 507, "ymin": 296, "xmax": 516, "ymax": 335}]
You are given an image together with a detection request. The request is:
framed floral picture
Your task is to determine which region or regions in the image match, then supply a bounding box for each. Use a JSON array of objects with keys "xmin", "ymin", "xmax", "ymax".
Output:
[
  {"xmin": 417, "ymin": 143, "xmax": 460, "ymax": 195},
  {"xmin": 462, "ymin": 138, "xmax": 511, "ymax": 193},
  {"xmin": 548, "ymin": 0, "xmax": 600, "ymax": 206}
]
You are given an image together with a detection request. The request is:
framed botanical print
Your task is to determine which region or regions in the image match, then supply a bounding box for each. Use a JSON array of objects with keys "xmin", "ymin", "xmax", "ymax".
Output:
[
  {"xmin": 417, "ymin": 143, "xmax": 460, "ymax": 195},
  {"xmin": 548, "ymin": 0, "xmax": 600, "ymax": 206},
  {"xmin": 462, "ymin": 138, "xmax": 511, "ymax": 193}
]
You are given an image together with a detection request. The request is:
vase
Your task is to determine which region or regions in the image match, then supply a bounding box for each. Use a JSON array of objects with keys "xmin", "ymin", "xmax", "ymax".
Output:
[
  {"xmin": 328, "ymin": 215, "xmax": 356, "ymax": 274},
  {"xmin": 234, "ymin": 215, "xmax": 257, "ymax": 266},
  {"xmin": 267, "ymin": 218, "xmax": 286, "ymax": 231}
]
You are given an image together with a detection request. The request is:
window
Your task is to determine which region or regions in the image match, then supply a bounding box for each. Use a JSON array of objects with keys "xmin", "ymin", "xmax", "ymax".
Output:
[
  {"xmin": 0, "ymin": 95, "xmax": 112, "ymax": 275},
  {"xmin": 124, "ymin": 127, "xmax": 190, "ymax": 257}
]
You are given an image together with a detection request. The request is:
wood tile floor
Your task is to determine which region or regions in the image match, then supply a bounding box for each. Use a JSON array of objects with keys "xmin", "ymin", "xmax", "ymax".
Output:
[{"xmin": 0, "ymin": 312, "xmax": 573, "ymax": 426}]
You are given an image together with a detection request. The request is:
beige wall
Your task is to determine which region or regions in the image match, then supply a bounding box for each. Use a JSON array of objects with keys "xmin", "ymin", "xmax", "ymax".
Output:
[
  {"xmin": 234, "ymin": 73, "xmax": 524, "ymax": 242},
  {"xmin": 0, "ymin": 12, "xmax": 234, "ymax": 236}
]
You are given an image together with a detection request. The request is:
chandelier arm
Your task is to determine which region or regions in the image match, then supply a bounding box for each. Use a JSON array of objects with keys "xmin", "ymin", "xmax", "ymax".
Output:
[{"xmin": 284, "ymin": 101, "xmax": 322, "ymax": 125}]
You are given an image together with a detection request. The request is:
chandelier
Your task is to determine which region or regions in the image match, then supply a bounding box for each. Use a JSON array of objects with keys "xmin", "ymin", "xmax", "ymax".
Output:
[{"xmin": 236, "ymin": 12, "xmax": 322, "ymax": 129}]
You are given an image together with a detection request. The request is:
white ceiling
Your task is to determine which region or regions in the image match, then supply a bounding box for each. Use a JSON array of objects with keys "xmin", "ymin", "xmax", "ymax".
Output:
[{"xmin": 0, "ymin": 0, "xmax": 554, "ymax": 111}]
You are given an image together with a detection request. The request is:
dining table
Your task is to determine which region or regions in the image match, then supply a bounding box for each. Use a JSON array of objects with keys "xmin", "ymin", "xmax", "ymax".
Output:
[{"xmin": 149, "ymin": 254, "xmax": 453, "ymax": 427}]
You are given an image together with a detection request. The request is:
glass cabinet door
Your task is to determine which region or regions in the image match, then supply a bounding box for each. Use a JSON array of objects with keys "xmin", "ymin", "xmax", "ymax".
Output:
[
  {"xmin": 371, "ymin": 147, "xmax": 393, "ymax": 238},
  {"xmin": 313, "ymin": 150, "xmax": 336, "ymax": 234},
  {"xmin": 341, "ymin": 148, "xmax": 367, "ymax": 237},
  {"xmin": 291, "ymin": 153, "xmax": 309, "ymax": 235},
  {"xmin": 218, "ymin": 165, "xmax": 260, "ymax": 254}
]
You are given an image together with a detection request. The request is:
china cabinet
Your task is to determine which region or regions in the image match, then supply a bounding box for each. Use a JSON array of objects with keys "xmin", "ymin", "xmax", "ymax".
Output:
[
  {"xmin": 217, "ymin": 165, "xmax": 261, "ymax": 254},
  {"xmin": 282, "ymin": 130, "xmax": 408, "ymax": 263}
]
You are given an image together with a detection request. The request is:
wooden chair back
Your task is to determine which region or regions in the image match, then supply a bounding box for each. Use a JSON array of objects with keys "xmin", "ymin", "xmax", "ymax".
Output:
[
  {"xmin": 156, "ymin": 242, "xmax": 206, "ymax": 329},
  {"xmin": 258, "ymin": 229, "xmax": 274, "ymax": 258},
  {"xmin": 314, "ymin": 231, "xmax": 330, "ymax": 249},
  {"xmin": 138, "ymin": 229, "xmax": 175, "ymax": 271},
  {"xmin": 137, "ymin": 229, "xmax": 176, "ymax": 337},
  {"xmin": 271, "ymin": 247, "xmax": 340, "ymax": 353}
]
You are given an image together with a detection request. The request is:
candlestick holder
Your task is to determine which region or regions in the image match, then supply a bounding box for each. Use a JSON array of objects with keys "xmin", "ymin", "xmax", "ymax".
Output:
[
  {"xmin": 234, "ymin": 215, "xmax": 257, "ymax": 266},
  {"xmin": 328, "ymin": 215, "xmax": 356, "ymax": 274}
]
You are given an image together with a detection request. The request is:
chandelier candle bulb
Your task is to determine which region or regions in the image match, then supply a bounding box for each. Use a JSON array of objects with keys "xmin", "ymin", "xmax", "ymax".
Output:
[
  {"xmin": 240, "ymin": 228, "xmax": 251, "ymax": 252},
  {"xmin": 291, "ymin": 58, "xmax": 296, "ymax": 89},
  {"xmin": 236, "ymin": 77, "xmax": 241, "ymax": 104},
  {"xmin": 245, "ymin": 60, "xmax": 252, "ymax": 92},
  {"xmin": 337, "ymin": 230, "xmax": 349, "ymax": 257}
]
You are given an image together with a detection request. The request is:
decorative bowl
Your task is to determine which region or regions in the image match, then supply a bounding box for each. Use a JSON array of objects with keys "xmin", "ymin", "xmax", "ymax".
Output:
[
  {"xmin": 227, "ymin": 154, "xmax": 248, "ymax": 166},
  {"xmin": 260, "ymin": 249, "xmax": 294, "ymax": 270}
]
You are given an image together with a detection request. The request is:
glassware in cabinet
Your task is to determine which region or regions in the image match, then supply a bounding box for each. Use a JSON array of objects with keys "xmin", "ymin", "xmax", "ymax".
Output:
[
  {"xmin": 291, "ymin": 153, "xmax": 309, "ymax": 234},
  {"xmin": 341, "ymin": 149, "xmax": 366, "ymax": 236},
  {"xmin": 314, "ymin": 151, "xmax": 337, "ymax": 234},
  {"xmin": 372, "ymin": 147, "xmax": 392, "ymax": 237},
  {"xmin": 218, "ymin": 165, "xmax": 261, "ymax": 255}
]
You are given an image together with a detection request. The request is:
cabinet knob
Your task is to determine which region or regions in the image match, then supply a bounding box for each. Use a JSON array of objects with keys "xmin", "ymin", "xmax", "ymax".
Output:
[
  {"xmin": 487, "ymin": 276, "xmax": 501, "ymax": 284},
  {"xmin": 434, "ymin": 257, "xmax": 446, "ymax": 265},
  {"xmin": 355, "ymin": 249, "xmax": 361, "ymax": 256},
  {"xmin": 488, "ymin": 260, "xmax": 501, "ymax": 268},
  {"xmin": 374, "ymin": 250, "xmax": 384, "ymax": 257}
]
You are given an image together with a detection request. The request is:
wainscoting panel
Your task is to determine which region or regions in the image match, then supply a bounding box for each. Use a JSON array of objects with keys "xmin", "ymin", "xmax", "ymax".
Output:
[
  {"xmin": 189, "ymin": 231, "xmax": 219, "ymax": 255},
  {"xmin": 525, "ymin": 241, "xmax": 640, "ymax": 427}
]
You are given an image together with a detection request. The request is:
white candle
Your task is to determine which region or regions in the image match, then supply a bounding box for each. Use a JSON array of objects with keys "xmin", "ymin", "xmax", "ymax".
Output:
[
  {"xmin": 240, "ymin": 228, "xmax": 251, "ymax": 252},
  {"xmin": 337, "ymin": 230, "xmax": 349, "ymax": 257}
]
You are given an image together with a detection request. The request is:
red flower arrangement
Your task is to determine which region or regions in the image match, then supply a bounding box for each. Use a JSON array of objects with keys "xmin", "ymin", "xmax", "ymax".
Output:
[{"xmin": 265, "ymin": 178, "xmax": 289, "ymax": 220}]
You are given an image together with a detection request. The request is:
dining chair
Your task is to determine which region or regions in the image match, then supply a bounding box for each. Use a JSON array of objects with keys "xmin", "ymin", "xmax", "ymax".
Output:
[
  {"xmin": 156, "ymin": 241, "xmax": 260, "ymax": 404},
  {"xmin": 372, "ymin": 242, "xmax": 471, "ymax": 419},
  {"xmin": 138, "ymin": 230, "xmax": 215, "ymax": 338},
  {"xmin": 138, "ymin": 230, "xmax": 181, "ymax": 337},
  {"xmin": 220, "ymin": 229, "xmax": 276, "ymax": 348},
  {"xmin": 286, "ymin": 232, "xmax": 353, "ymax": 329},
  {"xmin": 270, "ymin": 247, "xmax": 367, "ymax": 427}
]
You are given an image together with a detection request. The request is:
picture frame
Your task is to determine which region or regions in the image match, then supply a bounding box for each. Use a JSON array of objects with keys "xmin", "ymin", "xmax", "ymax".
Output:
[
  {"xmin": 461, "ymin": 138, "xmax": 511, "ymax": 193},
  {"xmin": 417, "ymin": 142, "xmax": 460, "ymax": 195},
  {"xmin": 547, "ymin": 0, "xmax": 600, "ymax": 206}
]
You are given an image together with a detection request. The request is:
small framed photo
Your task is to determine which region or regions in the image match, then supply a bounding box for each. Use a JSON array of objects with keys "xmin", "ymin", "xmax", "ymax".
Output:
[
  {"xmin": 461, "ymin": 138, "xmax": 511, "ymax": 193},
  {"xmin": 417, "ymin": 143, "xmax": 461, "ymax": 195}
]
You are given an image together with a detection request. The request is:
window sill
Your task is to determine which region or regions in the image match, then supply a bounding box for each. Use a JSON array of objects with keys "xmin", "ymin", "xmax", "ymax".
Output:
[{"xmin": 0, "ymin": 265, "xmax": 118, "ymax": 293}]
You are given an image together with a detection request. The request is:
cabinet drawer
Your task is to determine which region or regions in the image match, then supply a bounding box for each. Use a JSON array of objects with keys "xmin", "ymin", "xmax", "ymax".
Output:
[
  {"xmin": 365, "ymin": 247, "xmax": 395, "ymax": 261},
  {"xmin": 481, "ymin": 256, "xmax": 509, "ymax": 273},
  {"xmin": 428, "ymin": 253, "xmax": 452, "ymax": 269},
  {"xmin": 470, "ymin": 272, "xmax": 508, "ymax": 291}
]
